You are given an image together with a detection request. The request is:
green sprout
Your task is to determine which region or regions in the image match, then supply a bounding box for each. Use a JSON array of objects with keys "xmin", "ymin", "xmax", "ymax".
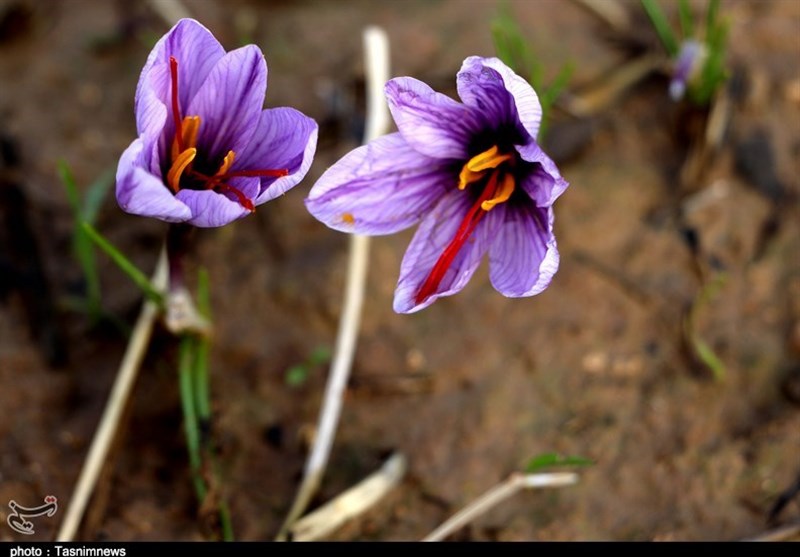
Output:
[
  {"xmin": 641, "ymin": 0, "xmax": 729, "ymax": 106},
  {"xmin": 58, "ymin": 161, "xmax": 114, "ymax": 322},
  {"xmin": 526, "ymin": 452, "xmax": 594, "ymax": 473},
  {"xmin": 285, "ymin": 345, "xmax": 331, "ymax": 388}
]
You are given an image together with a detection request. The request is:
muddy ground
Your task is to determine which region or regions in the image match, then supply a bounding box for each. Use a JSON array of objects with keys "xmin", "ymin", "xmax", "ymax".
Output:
[{"xmin": 0, "ymin": 0, "xmax": 798, "ymax": 542}]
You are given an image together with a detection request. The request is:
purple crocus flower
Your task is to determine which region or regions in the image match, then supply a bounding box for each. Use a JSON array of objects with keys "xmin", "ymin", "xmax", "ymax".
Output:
[
  {"xmin": 669, "ymin": 39, "xmax": 707, "ymax": 101},
  {"xmin": 306, "ymin": 56, "xmax": 568, "ymax": 313},
  {"xmin": 116, "ymin": 18, "xmax": 317, "ymax": 227}
]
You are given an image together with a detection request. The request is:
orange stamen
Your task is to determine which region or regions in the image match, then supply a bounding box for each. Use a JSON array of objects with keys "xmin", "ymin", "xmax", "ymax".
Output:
[
  {"xmin": 167, "ymin": 148, "xmax": 197, "ymax": 193},
  {"xmin": 215, "ymin": 150, "xmax": 236, "ymax": 177}
]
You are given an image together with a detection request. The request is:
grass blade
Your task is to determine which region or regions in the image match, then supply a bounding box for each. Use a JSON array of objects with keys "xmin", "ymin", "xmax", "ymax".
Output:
[
  {"xmin": 58, "ymin": 160, "xmax": 102, "ymax": 320},
  {"xmin": 526, "ymin": 452, "xmax": 594, "ymax": 473},
  {"xmin": 81, "ymin": 222, "xmax": 164, "ymax": 307},
  {"xmin": 641, "ymin": 0, "xmax": 679, "ymax": 56},
  {"xmin": 678, "ymin": 0, "xmax": 694, "ymax": 39}
]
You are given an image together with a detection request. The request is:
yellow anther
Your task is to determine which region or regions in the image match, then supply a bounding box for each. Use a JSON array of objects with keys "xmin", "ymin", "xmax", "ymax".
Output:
[
  {"xmin": 171, "ymin": 115, "xmax": 201, "ymax": 161},
  {"xmin": 166, "ymin": 147, "xmax": 196, "ymax": 193},
  {"xmin": 215, "ymin": 150, "xmax": 236, "ymax": 177},
  {"xmin": 458, "ymin": 145, "xmax": 513, "ymax": 190},
  {"xmin": 183, "ymin": 116, "xmax": 200, "ymax": 149},
  {"xmin": 481, "ymin": 172, "xmax": 515, "ymax": 211},
  {"xmin": 466, "ymin": 145, "xmax": 513, "ymax": 172},
  {"xmin": 458, "ymin": 166, "xmax": 482, "ymax": 190}
]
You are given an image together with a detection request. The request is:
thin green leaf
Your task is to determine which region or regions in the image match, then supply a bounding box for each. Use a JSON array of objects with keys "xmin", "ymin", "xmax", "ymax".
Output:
[
  {"xmin": 693, "ymin": 336, "xmax": 726, "ymax": 382},
  {"xmin": 705, "ymin": 0, "xmax": 720, "ymax": 40},
  {"xmin": 539, "ymin": 64, "xmax": 573, "ymax": 115},
  {"xmin": 58, "ymin": 160, "xmax": 81, "ymax": 215},
  {"xmin": 678, "ymin": 0, "xmax": 694, "ymax": 39},
  {"xmin": 58, "ymin": 160, "xmax": 102, "ymax": 320},
  {"xmin": 82, "ymin": 168, "xmax": 114, "ymax": 223},
  {"xmin": 81, "ymin": 222, "xmax": 164, "ymax": 307},
  {"xmin": 526, "ymin": 452, "xmax": 594, "ymax": 473},
  {"xmin": 529, "ymin": 60, "xmax": 544, "ymax": 91},
  {"xmin": 641, "ymin": 0, "xmax": 679, "ymax": 56},
  {"xmin": 685, "ymin": 272, "xmax": 728, "ymax": 380},
  {"xmin": 179, "ymin": 334, "xmax": 206, "ymax": 501},
  {"xmin": 194, "ymin": 268, "xmax": 212, "ymax": 421},
  {"xmin": 491, "ymin": 5, "xmax": 524, "ymax": 73}
]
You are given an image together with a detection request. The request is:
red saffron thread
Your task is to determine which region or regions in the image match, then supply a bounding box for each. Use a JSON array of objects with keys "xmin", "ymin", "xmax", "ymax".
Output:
[
  {"xmin": 166, "ymin": 56, "xmax": 288, "ymax": 212},
  {"xmin": 415, "ymin": 173, "xmax": 501, "ymax": 305},
  {"xmin": 169, "ymin": 56, "xmax": 183, "ymax": 153}
]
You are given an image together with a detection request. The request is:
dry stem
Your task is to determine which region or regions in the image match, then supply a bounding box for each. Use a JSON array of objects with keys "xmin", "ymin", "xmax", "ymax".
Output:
[
  {"xmin": 422, "ymin": 472, "xmax": 579, "ymax": 542},
  {"xmin": 56, "ymin": 249, "xmax": 168, "ymax": 541},
  {"xmin": 276, "ymin": 26, "xmax": 391, "ymax": 540}
]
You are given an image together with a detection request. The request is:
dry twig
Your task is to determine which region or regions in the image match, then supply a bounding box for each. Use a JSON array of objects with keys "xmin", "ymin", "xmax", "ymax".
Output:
[
  {"xmin": 276, "ymin": 26, "xmax": 391, "ymax": 541},
  {"xmin": 289, "ymin": 453, "xmax": 407, "ymax": 542},
  {"xmin": 56, "ymin": 249, "xmax": 168, "ymax": 541},
  {"xmin": 423, "ymin": 472, "xmax": 578, "ymax": 542}
]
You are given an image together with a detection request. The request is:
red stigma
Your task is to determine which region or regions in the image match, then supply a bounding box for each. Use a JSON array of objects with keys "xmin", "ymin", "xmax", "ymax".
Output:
[
  {"xmin": 165, "ymin": 56, "xmax": 288, "ymax": 214},
  {"xmin": 415, "ymin": 175, "xmax": 501, "ymax": 305},
  {"xmin": 169, "ymin": 56, "xmax": 184, "ymax": 153}
]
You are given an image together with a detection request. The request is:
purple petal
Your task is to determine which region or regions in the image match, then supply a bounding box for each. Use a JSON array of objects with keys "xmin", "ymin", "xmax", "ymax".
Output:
[
  {"xmin": 187, "ymin": 45, "xmax": 267, "ymax": 163},
  {"xmin": 134, "ymin": 89, "xmax": 168, "ymax": 176},
  {"xmin": 135, "ymin": 19, "xmax": 225, "ymax": 140},
  {"xmin": 385, "ymin": 77, "xmax": 482, "ymax": 160},
  {"xmin": 306, "ymin": 133, "xmax": 452, "ymax": 235},
  {"xmin": 456, "ymin": 56, "xmax": 542, "ymax": 142},
  {"xmin": 515, "ymin": 142, "xmax": 569, "ymax": 206},
  {"xmin": 233, "ymin": 107, "xmax": 318, "ymax": 205},
  {"xmin": 670, "ymin": 40, "xmax": 705, "ymax": 101},
  {"xmin": 116, "ymin": 139, "xmax": 192, "ymax": 222},
  {"xmin": 393, "ymin": 188, "xmax": 502, "ymax": 313},
  {"xmin": 175, "ymin": 187, "xmax": 253, "ymax": 228},
  {"xmin": 488, "ymin": 204, "xmax": 559, "ymax": 297}
]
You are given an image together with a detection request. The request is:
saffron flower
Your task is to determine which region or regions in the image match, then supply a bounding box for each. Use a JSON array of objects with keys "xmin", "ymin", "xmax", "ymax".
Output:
[
  {"xmin": 116, "ymin": 19, "xmax": 317, "ymax": 227},
  {"xmin": 306, "ymin": 56, "xmax": 568, "ymax": 313},
  {"xmin": 669, "ymin": 39, "xmax": 707, "ymax": 101}
]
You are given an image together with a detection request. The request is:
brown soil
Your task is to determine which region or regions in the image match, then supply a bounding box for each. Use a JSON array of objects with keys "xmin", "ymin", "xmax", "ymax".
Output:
[{"xmin": 0, "ymin": 0, "xmax": 798, "ymax": 542}]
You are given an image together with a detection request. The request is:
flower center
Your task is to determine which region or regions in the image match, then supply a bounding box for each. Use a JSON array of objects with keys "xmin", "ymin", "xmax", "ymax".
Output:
[
  {"xmin": 415, "ymin": 145, "xmax": 516, "ymax": 305},
  {"xmin": 164, "ymin": 56, "xmax": 288, "ymax": 213}
]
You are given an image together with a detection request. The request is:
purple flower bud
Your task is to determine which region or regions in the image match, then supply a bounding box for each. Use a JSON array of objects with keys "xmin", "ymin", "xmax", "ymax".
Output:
[{"xmin": 670, "ymin": 39, "xmax": 707, "ymax": 101}]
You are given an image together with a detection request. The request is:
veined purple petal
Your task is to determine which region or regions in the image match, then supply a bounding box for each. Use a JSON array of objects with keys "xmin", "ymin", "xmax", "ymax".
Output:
[
  {"xmin": 187, "ymin": 45, "xmax": 267, "ymax": 163},
  {"xmin": 515, "ymin": 142, "xmax": 569, "ymax": 207},
  {"xmin": 175, "ymin": 187, "xmax": 253, "ymax": 228},
  {"xmin": 135, "ymin": 19, "xmax": 225, "ymax": 138},
  {"xmin": 393, "ymin": 188, "xmax": 502, "ymax": 313},
  {"xmin": 456, "ymin": 56, "xmax": 542, "ymax": 142},
  {"xmin": 134, "ymin": 88, "xmax": 167, "ymax": 176},
  {"xmin": 234, "ymin": 107, "xmax": 318, "ymax": 205},
  {"xmin": 488, "ymin": 204, "xmax": 559, "ymax": 297},
  {"xmin": 116, "ymin": 139, "xmax": 192, "ymax": 222},
  {"xmin": 306, "ymin": 133, "xmax": 452, "ymax": 235},
  {"xmin": 385, "ymin": 77, "xmax": 483, "ymax": 160}
]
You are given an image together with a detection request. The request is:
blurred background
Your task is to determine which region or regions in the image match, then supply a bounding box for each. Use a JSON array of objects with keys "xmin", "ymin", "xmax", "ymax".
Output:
[{"xmin": 0, "ymin": 0, "xmax": 798, "ymax": 541}]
